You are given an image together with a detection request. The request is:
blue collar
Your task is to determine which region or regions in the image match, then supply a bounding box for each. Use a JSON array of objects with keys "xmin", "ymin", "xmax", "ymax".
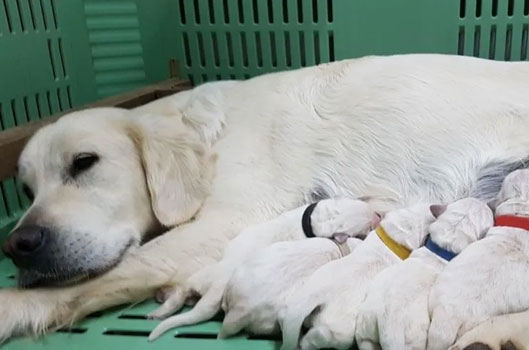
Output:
[{"xmin": 425, "ymin": 235, "xmax": 457, "ymax": 261}]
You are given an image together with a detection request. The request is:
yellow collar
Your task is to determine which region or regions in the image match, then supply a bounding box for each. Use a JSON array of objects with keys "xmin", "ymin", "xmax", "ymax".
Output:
[{"xmin": 376, "ymin": 226, "xmax": 411, "ymax": 260}]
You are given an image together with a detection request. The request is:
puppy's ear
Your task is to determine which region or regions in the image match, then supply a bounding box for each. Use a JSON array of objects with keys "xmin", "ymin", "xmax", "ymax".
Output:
[
  {"xmin": 430, "ymin": 204, "xmax": 447, "ymax": 219},
  {"xmin": 128, "ymin": 115, "xmax": 216, "ymax": 227}
]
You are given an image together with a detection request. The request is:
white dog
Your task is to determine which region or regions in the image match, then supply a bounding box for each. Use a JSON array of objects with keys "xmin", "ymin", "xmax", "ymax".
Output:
[
  {"xmin": 280, "ymin": 203, "xmax": 437, "ymax": 350},
  {"xmin": 148, "ymin": 198, "xmax": 377, "ymax": 339},
  {"xmin": 3, "ymin": 54, "xmax": 529, "ymax": 342},
  {"xmin": 217, "ymin": 236, "xmax": 362, "ymax": 339},
  {"xmin": 355, "ymin": 198, "xmax": 493, "ymax": 350},
  {"xmin": 449, "ymin": 311, "xmax": 529, "ymax": 350},
  {"xmin": 427, "ymin": 169, "xmax": 529, "ymax": 350}
]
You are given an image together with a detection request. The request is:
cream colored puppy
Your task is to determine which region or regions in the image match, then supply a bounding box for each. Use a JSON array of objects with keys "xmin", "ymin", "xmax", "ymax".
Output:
[
  {"xmin": 449, "ymin": 311, "xmax": 529, "ymax": 350},
  {"xmin": 280, "ymin": 203, "xmax": 437, "ymax": 350},
  {"xmin": 427, "ymin": 169, "xmax": 529, "ymax": 350},
  {"xmin": 148, "ymin": 198, "xmax": 377, "ymax": 340},
  {"xmin": 218, "ymin": 236, "xmax": 362, "ymax": 339},
  {"xmin": 355, "ymin": 198, "xmax": 493, "ymax": 350}
]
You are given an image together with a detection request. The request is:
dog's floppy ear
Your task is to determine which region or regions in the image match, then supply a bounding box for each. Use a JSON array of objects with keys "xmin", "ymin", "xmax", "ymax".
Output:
[{"xmin": 128, "ymin": 114, "xmax": 216, "ymax": 227}]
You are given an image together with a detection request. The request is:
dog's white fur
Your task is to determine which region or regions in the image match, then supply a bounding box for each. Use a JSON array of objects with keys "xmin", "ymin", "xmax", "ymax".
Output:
[
  {"xmin": 427, "ymin": 169, "xmax": 529, "ymax": 350},
  {"xmin": 148, "ymin": 198, "xmax": 376, "ymax": 340},
  {"xmin": 279, "ymin": 204, "xmax": 436, "ymax": 350},
  {"xmin": 449, "ymin": 311, "xmax": 529, "ymax": 350},
  {"xmin": 3, "ymin": 54, "xmax": 529, "ymax": 341},
  {"xmin": 355, "ymin": 198, "xmax": 493, "ymax": 350}
]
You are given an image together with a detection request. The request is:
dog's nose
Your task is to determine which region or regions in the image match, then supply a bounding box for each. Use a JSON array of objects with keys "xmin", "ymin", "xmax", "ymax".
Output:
[{"xmin": 2, "ymin": 225, "xmax": 48, "ymax": 267}]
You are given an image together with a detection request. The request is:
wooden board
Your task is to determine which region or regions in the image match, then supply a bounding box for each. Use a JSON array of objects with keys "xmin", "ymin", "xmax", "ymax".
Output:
[{"xmin": 0, "ymin": 79, "xmax": 192, "ymax": 181}]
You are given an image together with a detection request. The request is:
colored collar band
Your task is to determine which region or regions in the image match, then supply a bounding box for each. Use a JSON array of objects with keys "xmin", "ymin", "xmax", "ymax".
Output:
[
  {"xmin": 302, "ymin": 202, "xmax": 319, "ymax": 238},
  {"xmin": 425, "ymin": 235, "xmax": 457, "ymax": 261},
  {"xmin": 494, "ymin": 215, "xmax": 529, "ymax": 231},
  {"xmin": 376, "ymin": 226, "xmax": 411, "ymax": 260}
]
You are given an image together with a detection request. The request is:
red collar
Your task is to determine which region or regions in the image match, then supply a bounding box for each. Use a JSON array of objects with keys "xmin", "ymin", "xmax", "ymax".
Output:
[{"xmin": 494, "ymin": 215, "xmax": 529, "ymax": 231}]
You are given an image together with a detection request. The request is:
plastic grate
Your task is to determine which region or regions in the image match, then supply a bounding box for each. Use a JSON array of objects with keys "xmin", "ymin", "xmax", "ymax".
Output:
[
  {"xmin": 0, "ymin": 260, "xmax": 280, "ymax": 350},
  {"xmin": 457, "ymin": 0, "xmax": 529, "ymax": 60}
]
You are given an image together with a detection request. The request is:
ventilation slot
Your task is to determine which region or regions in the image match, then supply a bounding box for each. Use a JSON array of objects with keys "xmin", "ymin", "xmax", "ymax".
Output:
[
  {"xmin": 237, "ymin": 0, "xmax": 243, "ymax": 23},
  {"xmin": 522, "ymin": 24, "xmax": 528, "ymax": 60},
  {"xmin": 193, "ymin": 0, "xmax": 200, "ymax": 24},
  {"xmin": 178, "ymin": 0, "xmax": 186, "ymax": 23},
  {"xmin": 329, "ymin": 30, "xmax": 335, "ymax": 61},
  {"xmin": 267, "ymin": 0, "xmax": 273, "ymax": 22},
  {"xmin": 473, "ymin": 26, "xmax": 480, "ymax": 56},
  {"xmin": 103, "ymin": 330, "xmax": 150, "ymax": 337},
  {"xmin": 505, "ymin": 24, "xmax": 513, "ymax": 60},
  {"xmin": 327, "ymin": 0, "xmax": 333, "ymax": 22},
  {"xmin": 458, "ymin": 26, "xmax": 465, "ymax": 55},
  {"xmin": 492, "ymin": 0, "xmax": 498, "ymax": 16},
  {"xmin": 252, "ymin": 0, "xmax": 258, "ymax": 23},
  {"xmin": 1, "ymin": 0, "xmax": 12, "ymax": 33},
  {"xmin": 460, "ymin": 0, "xmax": 466, "ymax": 18},
  {"xmin": 57, "ymin": 328, "xmax": 87, "ymax": 334},
  {"xmin": 118, "ymin": 314, "xmax": 147, "ymax": 320},
  {"xmin": 175, "ymin": 333, "xmax": 217, "ymax": 339},
  {"xmin": 255, "ymin": 32, "xmax": 263, "ymax": 67},
  {"xmin": 208, "ymin": 0, "xmax": 214, "ymax": 23},
  {"xmin": 508, "ymin": 0, "xmax": 514, "ymax": 16},
  {"xmin": 525, "ymin": 0, "xmax": 529, "ymax": 15},
  {"xmin": 475, "ymin": 0, "xmax": 482, "ymax": 17},
  {"xmin": 489, "ymin": 25, "xmax": 496, "ymax": 59},
  {"xmin": 222, "ymin": 0, "xmax": 229, "ymax": 23}
]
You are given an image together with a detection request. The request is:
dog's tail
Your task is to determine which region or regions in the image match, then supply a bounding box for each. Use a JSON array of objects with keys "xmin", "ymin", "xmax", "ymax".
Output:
[
  {"xmin": 148, "ymin": 283, "xmax": 224, "ymax": 341},
  {"xmin": 279, "ymin": 293, "xmax": 322, "ymax": 350}
]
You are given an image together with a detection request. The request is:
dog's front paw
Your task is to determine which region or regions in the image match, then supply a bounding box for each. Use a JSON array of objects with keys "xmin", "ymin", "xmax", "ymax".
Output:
[{"xmin": 0, "ymin": 287, "xmax": 75, "ymax": 344}]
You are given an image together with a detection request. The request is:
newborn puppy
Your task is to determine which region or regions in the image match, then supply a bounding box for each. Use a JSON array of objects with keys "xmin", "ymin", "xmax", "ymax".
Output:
[
  {"xmin": 149, "ymin": 198, "xmax": 378, "ymax": 340},
  {"xmin": 355, "ymin": 198, "xmax": 493, "ymax": 350},
  {"xmin": 427, "ymin": 169, "xmax": 529, "ymax": 350},
  {"xmin": 218, "ymin": 235, "xmax": 362, "ymax": 338},
  {"xmin": 280, "ymin": 203, "xmax": 437, "ymax": 350},
  {"xmin": 449, "ymin": 311, "xmax": 529, "ymax": 350}
]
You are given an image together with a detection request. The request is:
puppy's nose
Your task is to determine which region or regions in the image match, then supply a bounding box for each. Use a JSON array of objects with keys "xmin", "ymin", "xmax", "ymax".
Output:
[{"xmin": 2, "ymin": 225, "xmax": 48, "ymax": 267}]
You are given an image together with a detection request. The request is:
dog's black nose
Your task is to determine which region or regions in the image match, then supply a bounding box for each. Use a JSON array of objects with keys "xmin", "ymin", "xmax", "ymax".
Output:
[{"xmin": 2, "ymin": 225, "xmax": 48, "ymax": 267}]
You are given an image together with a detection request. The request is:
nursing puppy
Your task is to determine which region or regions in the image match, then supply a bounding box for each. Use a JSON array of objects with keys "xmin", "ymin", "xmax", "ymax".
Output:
[
  {"xmin": 449, "ymin": 311, "xmax": 529, "ymax": 350},
  {"xmin": 280, "ymin": 203, "xmax": 437, "ymax": 350},
  {"xmin": 427, "ymin": 169, "xmax": 529, "ymax": 350},
  {"xmin": 218, "ymin": 236, "xmax": 362, "ymax": 339},
  {"xmin": 148, "ymin": 198, "xmax": 377, "ymax": 340},
  {"xmin": 355, "ymin": 198, "xmax": 493, "ymax": 350}
]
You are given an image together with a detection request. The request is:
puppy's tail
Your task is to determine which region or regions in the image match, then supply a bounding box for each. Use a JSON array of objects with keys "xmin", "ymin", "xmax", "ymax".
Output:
[
  {"xmin": 148, "ymin": 284, "xmax": 223, "ymax": 341},
  {"xmin": 279, "ymin": 295, "xmax": 322, "ymax": 350}
]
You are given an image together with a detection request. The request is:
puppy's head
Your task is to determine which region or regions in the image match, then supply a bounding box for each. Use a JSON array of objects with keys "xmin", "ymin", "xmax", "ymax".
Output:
[
  {"xmin": 429, "ymin": 198, "xmax": 493, "ymax": 253},
  {"xmin": 381, "ymin": 203, "xmax": 437, "ymax": 250},
  {"xmin": 493, "ymin": 169, "xmax": 529, "ymax": 217},
  {"xmin": 2, "ymin": 107, "xmax": 215, "ymax": 288}
]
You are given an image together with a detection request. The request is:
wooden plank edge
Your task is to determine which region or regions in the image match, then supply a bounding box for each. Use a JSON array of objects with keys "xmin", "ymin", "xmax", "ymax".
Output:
[{"xmin": 0, "ymin": 79, "xmax": 192, "ymax": 181}]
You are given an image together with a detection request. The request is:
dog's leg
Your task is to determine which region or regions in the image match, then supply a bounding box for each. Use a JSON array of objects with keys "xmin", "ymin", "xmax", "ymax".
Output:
[
  {"xmin": 427, "ymin": 306, "xmax": 462, "ymax": 350},
  {"xmin": 449, "ymin": 312, "xmax": 529, "ymax": 350},
  {"xmin": 300, "ymin": 326, "xmax": 352, "ymax": 350},
  {"xmin": 217, "ymin": 308, "xmax": 250, "ymax": 339}
]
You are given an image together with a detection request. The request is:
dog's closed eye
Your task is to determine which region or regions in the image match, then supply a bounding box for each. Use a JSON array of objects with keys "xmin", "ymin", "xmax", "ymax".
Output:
[{"xmin": 70, "ymin": 153, "xmax": 99, "ymax": 177}]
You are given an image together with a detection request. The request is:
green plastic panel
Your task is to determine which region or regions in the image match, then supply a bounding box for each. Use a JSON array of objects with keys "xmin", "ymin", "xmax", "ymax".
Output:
[{"xmin": 0, "ymin": 0, "xmax": 529, "ymax": 348}]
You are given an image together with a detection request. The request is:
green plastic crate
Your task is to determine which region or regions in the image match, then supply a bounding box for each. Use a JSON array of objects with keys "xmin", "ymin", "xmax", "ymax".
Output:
[{"xmin": 0, "ymin": 0, "xmax": 528, "ymax": 348}]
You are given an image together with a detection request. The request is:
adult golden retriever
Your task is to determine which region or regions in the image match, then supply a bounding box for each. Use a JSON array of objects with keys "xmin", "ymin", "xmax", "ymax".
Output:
[{"xmin": 1, "ymin": 54, "xmax": 529, "ymax": 343}]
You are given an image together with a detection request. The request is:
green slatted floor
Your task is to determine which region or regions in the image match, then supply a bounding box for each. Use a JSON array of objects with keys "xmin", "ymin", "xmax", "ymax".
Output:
[{"xmin": 0, "ymin": 259, "xmax": 279, "ymax": 350}]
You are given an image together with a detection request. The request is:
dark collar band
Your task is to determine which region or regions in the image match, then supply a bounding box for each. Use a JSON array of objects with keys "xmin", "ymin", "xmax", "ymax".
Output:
[
  {"xmin": 302, "ymin": 202, "xmax": 318, "ymax": 238},
  {"xmin": 494, "ymin": 215, "xmax": 529, "ymax": 231},
  {"xmin": 425, "ymin": 235, "xmax": 457, "ymax": 261}
]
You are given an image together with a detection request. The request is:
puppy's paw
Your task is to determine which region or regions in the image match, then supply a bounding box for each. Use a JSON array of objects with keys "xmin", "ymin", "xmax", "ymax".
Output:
[{"xmin": 148, "ymin": 288, "xmax": 188, "ymax": 320}]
